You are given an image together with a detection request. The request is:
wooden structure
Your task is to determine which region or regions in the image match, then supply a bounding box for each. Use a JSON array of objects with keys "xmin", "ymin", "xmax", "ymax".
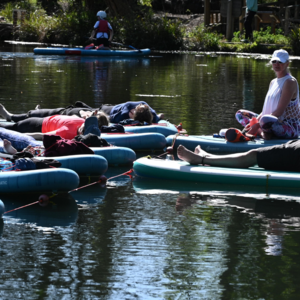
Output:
[
  {"xmin": 204, "ymin": 0, "xmax": 300, "ymax": 40},
  {"xmin": 254, "ymin": 11, "xmax": 280, "ymax": 33},
  {"xmin": 284, "ymin": 4, "xmax": 300, "ymax": 34}
]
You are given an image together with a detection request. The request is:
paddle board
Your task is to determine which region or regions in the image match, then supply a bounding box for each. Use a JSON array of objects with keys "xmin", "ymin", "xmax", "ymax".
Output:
[
  {"xmin": 133, "ymin": 157, "xmax": 300, "ymax": 189},
  {"xmin": 166, "ymin": 134, "xmax": 292, "ymax": 153}
]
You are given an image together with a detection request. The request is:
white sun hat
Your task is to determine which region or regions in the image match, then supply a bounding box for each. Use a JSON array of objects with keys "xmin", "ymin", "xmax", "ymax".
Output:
[{"xmin": 271, "ymin": 49, "xmax": 289, "ymax": 63}]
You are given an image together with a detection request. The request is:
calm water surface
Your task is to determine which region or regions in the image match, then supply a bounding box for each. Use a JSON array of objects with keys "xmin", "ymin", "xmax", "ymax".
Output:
[{"xmin": 1, "ymin": 42, "xmax": 300, "ymax": 299}]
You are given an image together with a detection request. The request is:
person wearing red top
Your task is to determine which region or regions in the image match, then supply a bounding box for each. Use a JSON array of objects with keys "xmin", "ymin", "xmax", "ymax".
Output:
[{"xmin": 0, "ymin": 115, "xmax": 100, "ymax": 140}]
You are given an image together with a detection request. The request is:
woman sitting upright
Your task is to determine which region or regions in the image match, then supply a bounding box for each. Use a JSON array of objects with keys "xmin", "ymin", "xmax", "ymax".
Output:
[{"xmin": 236, "ymin": 49, "xmax": 300, "ymax": 139}]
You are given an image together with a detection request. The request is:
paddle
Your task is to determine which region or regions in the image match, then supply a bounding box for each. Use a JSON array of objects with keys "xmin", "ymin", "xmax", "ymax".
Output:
[
  {"xmin": 85, "ymin": 37, "xmax": 142, "ymax": 52},
  {"xmin": 110, "ymin": 42, "xmax": 142, "ymax": 52}
]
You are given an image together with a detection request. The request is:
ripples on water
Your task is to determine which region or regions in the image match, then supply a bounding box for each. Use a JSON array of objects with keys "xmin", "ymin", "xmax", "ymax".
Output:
[{"xmin": 1, "ymin": 42, "xmax": 300, "ymax": 299}]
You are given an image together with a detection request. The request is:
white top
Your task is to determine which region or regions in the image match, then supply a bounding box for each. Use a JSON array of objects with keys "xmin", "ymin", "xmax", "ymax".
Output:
[
  {"xmin": 94, "ymin": 20, "xmax": 112, "ymax": 39},
  {"xmin": 261, "ymin": 74, "xmax": 300, "ymax": 133},
  {"xmin": 262, "ymin": 74, "xmax": 298, "ymax": 116}
]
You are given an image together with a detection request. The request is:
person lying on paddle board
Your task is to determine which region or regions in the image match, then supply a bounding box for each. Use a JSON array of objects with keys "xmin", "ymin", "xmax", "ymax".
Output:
[
  {"xmin": 0, "ymin": 103, "xmax": 109, "ymax": 125},
  {"xmin": 235, "ymin": 49, "xmax": 300, "ymax": 140},
  {"xmin": 0, "ymin": 115, "xmax": 101, "ymax": 140},
  {"xmin": 177, "ymin": 141, "xmax": 300, "ymax": 172},
  {"xmin": 0, "ymin": 101, "xmax": 164, "ymax": 125},
  {"xmin": 86, "ymin": 10, "xmax": 113, "ymax": 50},
  {"xmin": 99, "ymin": 101, "xmax": 165, "ymax": 124}
]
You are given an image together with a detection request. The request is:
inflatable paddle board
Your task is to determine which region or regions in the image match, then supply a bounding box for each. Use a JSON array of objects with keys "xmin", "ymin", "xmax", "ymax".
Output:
[
  {"xmin": 91, "ymin": 147, "xmax": 136, "ymax": 166},
  {"xmin": 0, "ymin": 168, "xmax": 79, "ymax": 194},
  {"xmin": 34, "ymin": 47, "xmax": 151, "ymax": 56},
  {"xmin": 166, "ymin": 134, "xmax": 292, "ymax": 153},
  {"xmin": 133, "ymin": 157, "xmax": 300, "ymax": 189},
  {"xmin": 122, "ymin": 120, "xmax": 179, "ymax": 137},
  {"xmin": 35, "ymin": 154, "xmax": 108, "ymax": 177},
  {"xmin": 101, "ymin": 132, "xmax": 166, "ymax": 151}
]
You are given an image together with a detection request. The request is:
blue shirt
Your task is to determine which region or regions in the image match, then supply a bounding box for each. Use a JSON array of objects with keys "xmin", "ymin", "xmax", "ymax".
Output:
[
  {"xmin": 246, "ymin": 0, "xmax": 257, "ymax": 12},
  {"xmin": 109, "ymin": 101, "xmax": 160, "ymax": 123}
]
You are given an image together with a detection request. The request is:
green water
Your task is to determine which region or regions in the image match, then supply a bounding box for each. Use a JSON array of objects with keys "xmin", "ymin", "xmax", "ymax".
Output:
[{"xmin": 1, "ymin": 42, "xmax": 300, "ymax": 299}]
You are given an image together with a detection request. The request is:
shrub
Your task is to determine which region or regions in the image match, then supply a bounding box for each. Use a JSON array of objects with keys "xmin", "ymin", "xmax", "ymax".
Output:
[
  {"xmin": 289, "ymin": 26, "xmax": 300, "ymax": 55},
  {"xmin": 112, "ymin": 12, "xmax": 184, "ymax": 50},
  {"xmin": 187, "ymin": 24, "xmax": 223, "ymax": 51},
  {"xmin": 231, "ymin": 27, "xmax": 288, "ymax": 45}
]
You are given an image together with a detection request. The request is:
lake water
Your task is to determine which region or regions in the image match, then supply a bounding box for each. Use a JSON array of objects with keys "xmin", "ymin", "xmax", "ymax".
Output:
[{"xmin": 1, "ymin": 42, "xmax": 300, "ymax": 299}]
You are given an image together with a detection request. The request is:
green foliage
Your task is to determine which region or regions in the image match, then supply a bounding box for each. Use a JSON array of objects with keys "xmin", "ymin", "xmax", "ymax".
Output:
[
  {"xmin": 231, "ymin": 27, "xmax": 288, "ymax": 45},
  {"xmin": 0, "ymin": 2, "xmax": 14, "ymax": 22},
  {"xmin": 1, "ymin": 0, "xmax": 93, "ymax": 44},
  {"xmin": 187, "ymin": 24, "xmax": 223, "ymax": 51},
  {"xmin": 112, "ymin": 12, "xmax": 184, "ymax": 50},
  {"xmin": 289, "ymin": 26, "xmax": 300, "ymax": 55},
  {"xmin": 253, "ymin": 27, "xmax": 288, "ymax": 44},
  {"xmin": 0, "ymin": 1, "xmax": 41, "ymax": 22},
  {"xmin": 139, "ymin": 0, "xmax": 152, "ymax": 7}
]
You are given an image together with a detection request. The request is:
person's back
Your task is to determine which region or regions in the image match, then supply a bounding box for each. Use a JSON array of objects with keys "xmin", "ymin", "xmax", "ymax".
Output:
[{"xmin": 42, "ymin": 115, "xmax": 84, "ymax": 140}]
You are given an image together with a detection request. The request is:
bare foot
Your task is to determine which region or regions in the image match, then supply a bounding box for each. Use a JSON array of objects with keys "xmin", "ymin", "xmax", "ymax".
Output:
[
  {"xmin": 177, "ymin": 145, "xmax": 204, "ymax": 165},
  {"xmin": 0, "ymin": 104, "xmax": 12, "ymax": 121},
  {"xmin": 3, "ymin": 139, "xmax": 17, "ymax": 155},
  {"xmin": 35, "ymin": 104, "xmax": 41, "ymax": 110},
  {"xmin": 194, "ymin": 145, "xmax": 210, "ymax": 157}
]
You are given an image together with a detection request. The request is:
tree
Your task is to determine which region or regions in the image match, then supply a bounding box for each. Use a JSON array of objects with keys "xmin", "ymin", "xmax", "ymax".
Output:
[{"xmin": 102, "ymin": 0, "xmax": 139, "ymax": 18}]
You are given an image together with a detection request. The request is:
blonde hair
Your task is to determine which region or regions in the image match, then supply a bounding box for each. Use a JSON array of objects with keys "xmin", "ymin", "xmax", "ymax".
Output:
[{"xmin": 96, "ymin": 111, "xmax": 109, "ymax": 127}]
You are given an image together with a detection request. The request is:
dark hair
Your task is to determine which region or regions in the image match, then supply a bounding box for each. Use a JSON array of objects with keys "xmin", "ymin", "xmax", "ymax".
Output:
[
  {"xmin": 96, "ymin": 111, "xmax": 109, "ymax": 127},
  {"xmin": 133, "ymin": 104, "xmax": 153, "ymax": 124}
]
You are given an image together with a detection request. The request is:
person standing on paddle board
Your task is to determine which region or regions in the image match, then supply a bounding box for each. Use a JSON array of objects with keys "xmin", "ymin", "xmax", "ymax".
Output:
[
  {"xmin": 87, "ymin": 10, "xmax": 113, "ymax": 50},
  {"xmin": 235, "ymin": 49, "xmax": 300, "ymax": 140}
]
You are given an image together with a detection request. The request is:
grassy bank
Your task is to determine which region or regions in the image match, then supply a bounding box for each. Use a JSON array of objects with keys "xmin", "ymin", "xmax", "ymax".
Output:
[{"xmin": 1, "ymin": 1, "xmax": 298, "ymax": 54}]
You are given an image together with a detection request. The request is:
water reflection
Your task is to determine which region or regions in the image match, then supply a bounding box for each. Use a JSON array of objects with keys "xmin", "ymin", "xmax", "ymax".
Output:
[{"xmin": 2, "ymin": 194, "xmax": 78, "ymax": 228}]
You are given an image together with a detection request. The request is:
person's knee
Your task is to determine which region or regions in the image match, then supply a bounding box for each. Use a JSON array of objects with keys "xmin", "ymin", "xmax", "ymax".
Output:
[{"xmin": 247, "ymin": 149, "xmax": 258, "ymax": 164}]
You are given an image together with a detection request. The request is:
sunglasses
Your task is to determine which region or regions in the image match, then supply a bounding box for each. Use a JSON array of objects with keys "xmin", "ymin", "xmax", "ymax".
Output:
[{"xmin": 271, "ymin": 60, "xmax": 283, "ymax": 64}]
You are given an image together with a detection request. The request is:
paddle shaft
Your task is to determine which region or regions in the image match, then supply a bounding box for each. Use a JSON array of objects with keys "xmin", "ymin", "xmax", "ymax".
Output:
[{"xmin": 86, "ymin": 37, "xmax": 141, "ymax": 52}]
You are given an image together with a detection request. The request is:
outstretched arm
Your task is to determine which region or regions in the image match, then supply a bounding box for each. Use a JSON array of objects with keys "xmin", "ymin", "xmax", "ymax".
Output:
[
  {"xmin": 24, "ymin": 130, "xmax": 58, "ymax": 140},
  {"xmin": 24, "ymin": 133, "xmax": 45, "ymax": 140}
]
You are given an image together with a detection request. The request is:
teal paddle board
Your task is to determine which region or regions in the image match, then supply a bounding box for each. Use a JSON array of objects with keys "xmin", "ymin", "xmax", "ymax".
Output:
[
  {"xmin": 166, "ymin": 134, "xmax": 293, "ymax": 153},
  {"xmin": 133, "ymin": 157, "xmax": 300, "ymax": 189}
]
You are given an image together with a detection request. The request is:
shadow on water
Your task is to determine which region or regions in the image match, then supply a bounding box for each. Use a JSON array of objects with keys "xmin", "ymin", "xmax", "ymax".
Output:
[
  {"xmin": 1, "ymin": 193, "xmax": 78, "ymax": 228},
  {"xmin": 133, "ymin": 175, "xmax": 300, "ymax": 201}
]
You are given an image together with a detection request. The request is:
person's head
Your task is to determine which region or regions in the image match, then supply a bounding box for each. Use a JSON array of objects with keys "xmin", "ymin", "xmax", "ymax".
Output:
[
  {"xmin": 133, "ymin": 103, "xmax": 154, "ymax": 124},
  {"xmin": 77, "ymin": 116, "xmax": 101, "ymax": 136},
  {"xmin": 96, "ymin": 10, "xmax": 107, "ymax": 20},
  {"xmin": 271, "ymin": 49, "xmax": 290, "ymax": 71},
  {"xmin": 96, "ymin": 111, "xmax": 109, "ymax": 127}
]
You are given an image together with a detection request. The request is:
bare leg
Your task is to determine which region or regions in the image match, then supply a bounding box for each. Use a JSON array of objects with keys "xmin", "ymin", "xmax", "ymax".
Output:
[
  {"xmin": 178, "ymin": 144, "xmax": 258, "ymax": 168},
  {"xmin": 3, "ymin": 139, "xmax": 17, "ymax": 154},
  {"xmin": 0, "ymin": 104, "xmax": 12, "ymax": 121}
]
